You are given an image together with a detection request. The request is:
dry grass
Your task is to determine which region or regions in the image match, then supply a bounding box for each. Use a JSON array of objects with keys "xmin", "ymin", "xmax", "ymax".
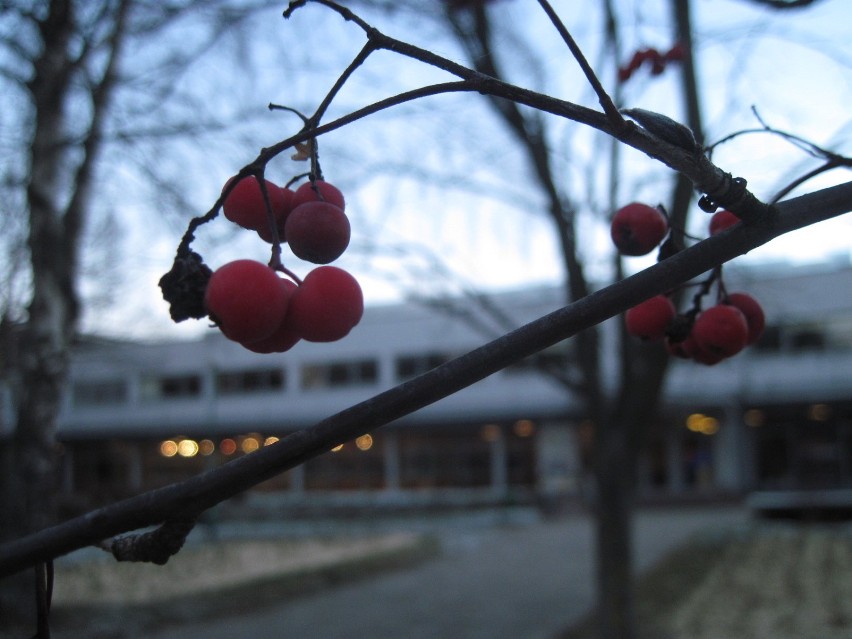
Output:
[
  {"xmin": 667, "ymin": 526, "xmax": 852, "ymax": 639},
  {"xmin": 46, "ymin": 531, "xmax": 438, "ymax": 637},
  {"xmin": 563, "ymin": 522, "xmax": 852, "ymax": 639},
  {"xmin": 53, "ymin": 532, "xmax": 424, "ymax": 606}
]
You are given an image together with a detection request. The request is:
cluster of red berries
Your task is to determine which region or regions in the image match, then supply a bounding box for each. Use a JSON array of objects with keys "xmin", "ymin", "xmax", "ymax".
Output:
[
  {"xmin": 618, "ymin": 43, "xmax": 685, "ymax": 83},
  {"xmin": 222, "ymin": 176, "xmax": 350, "ymax": 264},
  {"xmin": 204, "ymin": 176, "xmax": 363, "ymax": 353},
  {"xmin": 612, "ymin": 202, "xmax": 764, "ymax": 365},
  {"xmin": 626, "ymin": 290, "xmax": 764, "ymax": 366}
]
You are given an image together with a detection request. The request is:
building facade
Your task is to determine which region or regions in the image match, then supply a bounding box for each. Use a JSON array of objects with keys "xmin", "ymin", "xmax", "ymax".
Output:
[{"xmin": 3, "ymin": 259, "xmax": 851, "ymax": 515}]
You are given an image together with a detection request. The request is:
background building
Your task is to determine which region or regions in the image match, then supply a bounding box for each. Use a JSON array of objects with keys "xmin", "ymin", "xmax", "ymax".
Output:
[{"xmin": 2, "ymin": 258, "xmax": 851, "ymax": 517}]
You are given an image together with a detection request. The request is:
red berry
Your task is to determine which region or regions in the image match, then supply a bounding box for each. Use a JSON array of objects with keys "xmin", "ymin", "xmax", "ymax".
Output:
[
  {"xmin": 285, "ymin": 201, "xmax": 351, "ymax": 264},
  {"xmin": 724, "ymin": 292, "xmax": 765, "ymax": 345},
  {"xmin": 222, "ymin": 176, "xmax": 288, "ymax": 231},
  {"xmin": 666, "ymin": 334, "xmax": 697, "ymax": 359},
  {"xmin": 691, "ymin": 304, "xmax": 749, "ymax": 358},
  {"xmin": 257, "ymin": 187, "xmax": 295, "ymax": 243},
  {"xmin": 204, "ymin": 260, "xmax": 289, "ymax": 343},
  {"xmin": 625, "ymin": 295, "xmax": 676, "ymax": 340},
  {"xmin": 610, "ymin": 202, "xmax": 668, "ymax": 256},
  {"xmin": 649, "ymin": 50, "xmax": 666, "ymax": 76},
  {"xmin": 664, "ymin": 42, "xmax": 686, "ymax": 62},
  {"xmin": 708, "ymin": 210, "xmax": 740, "ymax": 236},
  {"xmin": 287, "ymin": 266, "xmax": 364, "ymax": 342},
  {"xmin": 290, "ymin": 180, "xmax": 345, "ymax": 211},
  {"xmin": 242, "ymin": 279, "xmax": 301, "ymax": 353},
  {"xmin": 691, "ymin": 342, "xmax": 727, "ymax": 366}
]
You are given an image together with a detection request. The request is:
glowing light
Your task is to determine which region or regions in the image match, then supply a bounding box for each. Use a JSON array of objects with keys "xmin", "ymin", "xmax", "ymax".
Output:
[
  {"xmin": 198, "ymin": 439, "xmax": 216, "ymax": 456},
  {"xmin": 159, "ymin": 440, "xmax": 178, "ymax": 457},
  {"xmin": 743, "ymin": 409, "xmax": 765, "ymax": 428},
  {"xmin": 220, "ymin": 438, "xmax": 237, "ymax": 455},
  {"xmin": 700, "ymin": 418, "xmax": 719, "ymax": 435},
  {"xmin": 177, "ymin": 439, "xmax": 199, "ymax": 457},
  {"xmin": 481, "ymin": 423, "xmax": 501, "ymax": 442},
  {"xmin": 355, "ymin": 434, "xmax": 373, "ymax": 451},
  {"xmin": 331, "ymin": 444, "xmax": 344, "ymax": 452},
  {"xmin": 513, "ymin": 419, "xmax": 535, "ymax": 437},
  {"xmin": 686, "ymin": 413, "xmax": 719, "ymax": 435},
  {"xmin": 264, "ymin": 436, "xmax": 280, "ymax": 446},
  {"xmin": 808, "ymin": 403, "xmax": 832, "ymax": 421},
  {"xmin": 241, "ymin": 436, "xmax": 260, "ymax": 454}
]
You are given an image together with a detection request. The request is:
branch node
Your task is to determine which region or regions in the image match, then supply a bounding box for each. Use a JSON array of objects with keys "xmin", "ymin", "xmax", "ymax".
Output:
[
  {"xmin": 622, "ymin": 108, "xmax": 699, "ymax": 154},
  {"xmin": 100, "ymin": 516, "xmax": 197, "ymax": 565}
]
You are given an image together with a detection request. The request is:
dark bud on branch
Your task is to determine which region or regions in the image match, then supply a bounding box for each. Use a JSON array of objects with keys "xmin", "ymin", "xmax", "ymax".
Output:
[
  {"xmin": 622, "ymin": 108, "xmax": 700, "ymax": 154},
  {"xmin": 158, "ymin": 251, "xmax": 212, "ymax": 322},
  {"xmin": 101, "ymin": 518, "xmax": 197, "ymax": 565}
]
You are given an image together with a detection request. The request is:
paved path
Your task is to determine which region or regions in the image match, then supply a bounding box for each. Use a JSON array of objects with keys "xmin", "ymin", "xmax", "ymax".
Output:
[{"xmin": 139, "ymin": 505, "xmax": 747, "ymax": 639}]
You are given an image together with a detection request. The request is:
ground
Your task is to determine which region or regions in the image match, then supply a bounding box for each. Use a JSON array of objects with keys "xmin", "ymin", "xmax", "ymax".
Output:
[
  {"xmin": 13, "ymin": 511, "xmax": 852, "ymax": 638},
  {"xmin": 562, "ymin": 521, "xmax": 852, "ymax": 639},
  {"xmin": 45, "ymin": 531, "xmax": 437, "ymax": 637}
]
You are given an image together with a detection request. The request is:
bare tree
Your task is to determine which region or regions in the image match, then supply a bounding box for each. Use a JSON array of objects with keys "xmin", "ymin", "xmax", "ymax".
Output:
[
  {"xmin": 344, "ymin": 1, "xmax": 845, "ymax": 636},
  {"xmin": 0, "ymin": 0, "xmax": 286, "ymax": 627}
]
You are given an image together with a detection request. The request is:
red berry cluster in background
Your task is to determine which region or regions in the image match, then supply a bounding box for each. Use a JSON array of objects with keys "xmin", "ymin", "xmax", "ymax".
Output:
[
  {"xmin": 613, "ymin": 201, "xmax": 765, "ymax": 366},
  {"xmin": 204, "ymin": 175, "xmax": 363, "ymax": 353},
  {"xmin": 223, "ymin": 176, "xmax": 350, "ymax": 264},
  {"xmin": 625, "ymin": 287, "xmax": 765, "ymax": 366},
  {"xmin": 663, "ymin": 291, "xmax": 764, "ymax": 366},
  {"xmin": 618, "ymin": 43, "xmax": 685, "ymax": 83}
]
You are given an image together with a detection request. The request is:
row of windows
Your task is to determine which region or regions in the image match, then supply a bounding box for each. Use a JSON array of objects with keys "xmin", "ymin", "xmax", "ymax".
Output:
[
  {"xmin": 753, "ymin": 317, "xmax": 852, "ymax": 353},
  {"xmin": 67, "ymin": 319, "xmax": 852, "ymax": 407},
  {"xmin": 71, "ymin": 352, "xmax": 454, "ymax": 407}
]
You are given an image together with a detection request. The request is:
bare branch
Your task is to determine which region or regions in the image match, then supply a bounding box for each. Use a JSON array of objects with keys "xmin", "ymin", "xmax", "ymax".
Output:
[
  {"xmin": 770, "ymin": 159, "xmax": 851, "ymax": 203},
  {"xmin": 535, "ymin": 0, "xmax": 625, "ymax": 128},
  {"xmin": 63, "ymin": 0, "xmax": 132, "ymax": 245},
  {"xmin": 2, "ymin": 180, "xmax": 851, "ymax": 578},
  {"xmin": 739, "ymin": 0, "xmax": 825, "ymax": 8}
]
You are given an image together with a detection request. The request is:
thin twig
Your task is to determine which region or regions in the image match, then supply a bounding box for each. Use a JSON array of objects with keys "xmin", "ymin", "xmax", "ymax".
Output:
[
  {"xmin": 771, "ymin": 159, "xmax": 848, "ymax": 204},
  {"xmin": 536, "ymin": 0, "xmax": 625, "ymax": 128}
]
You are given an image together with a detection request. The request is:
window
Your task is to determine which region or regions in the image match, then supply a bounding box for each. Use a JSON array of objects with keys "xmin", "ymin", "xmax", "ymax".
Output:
[
  {"xmin": 753, "ymin": 325, "xmax": 782, "ymax": 352},
  {"xmin": 141, "ymin": 374, "xmax": 202, "ymax": 400},
  {"xmin": 301, "ymin": 359, "xmax": 378, "ymax": 390},
  {"xmin": 826, "ymin": 315, "xmax": 852, "ymax": 350},
  {"xmin": 71, "ymin": 380, "xmax": 128, "ymax": 407},
  {"xmin": 216, "ymin": 368, "xmax": 284, "ymax": 395},
  {"xmin": 754, "ymin": 319, "xmax": 851, "ymax": 354},
  {"xmin": 790, "ymin": 328, "xmax": 825, "ymax": 351},
  {"xmin": 504, "ymin": 346, "xmax": 571, "ymax": 375},
  {"xmin": 395, "ymin": 353, "xmax": 451, "ymax": 381}
]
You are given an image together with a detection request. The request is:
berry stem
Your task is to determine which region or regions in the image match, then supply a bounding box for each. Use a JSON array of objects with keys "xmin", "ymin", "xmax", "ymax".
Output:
[
  {"xmin": 255, "ymin": 168, "xmax": 285, "ymax": 258},
  {"xmin": 687, "ymin": 266, "xmax": 722, "ymax": 316},
  {"xmin": 276, "ymin": 264, "xmax": 303, "ymax": 286}
]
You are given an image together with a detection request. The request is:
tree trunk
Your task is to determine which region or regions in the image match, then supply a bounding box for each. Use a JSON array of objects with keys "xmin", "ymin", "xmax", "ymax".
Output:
[
  {"xmin": 1, "ymin": 0, "xmax": 127, "ymax": 628},
  {"xmin": 593, "ymin": 415, "xmax": 637, "ymax": 639}
]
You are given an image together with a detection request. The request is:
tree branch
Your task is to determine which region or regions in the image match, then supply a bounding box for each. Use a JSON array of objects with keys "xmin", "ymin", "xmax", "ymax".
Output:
[
  {"xmin": 740, "ymin": 0, "xmax": 824, "ymax": 8},
  {"xmin": 536, "ymin": 0, "xmax": 625, "ymax": 128},
  {"xmin": 2, "ymin": 180, "xmax": 851, "ymax": 578}
]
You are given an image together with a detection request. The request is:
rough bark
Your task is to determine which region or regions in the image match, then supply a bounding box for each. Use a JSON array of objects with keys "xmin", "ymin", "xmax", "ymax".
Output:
[{"xmin": 1, "ymin": 0, "xmax": 128, "ymax": 628}]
